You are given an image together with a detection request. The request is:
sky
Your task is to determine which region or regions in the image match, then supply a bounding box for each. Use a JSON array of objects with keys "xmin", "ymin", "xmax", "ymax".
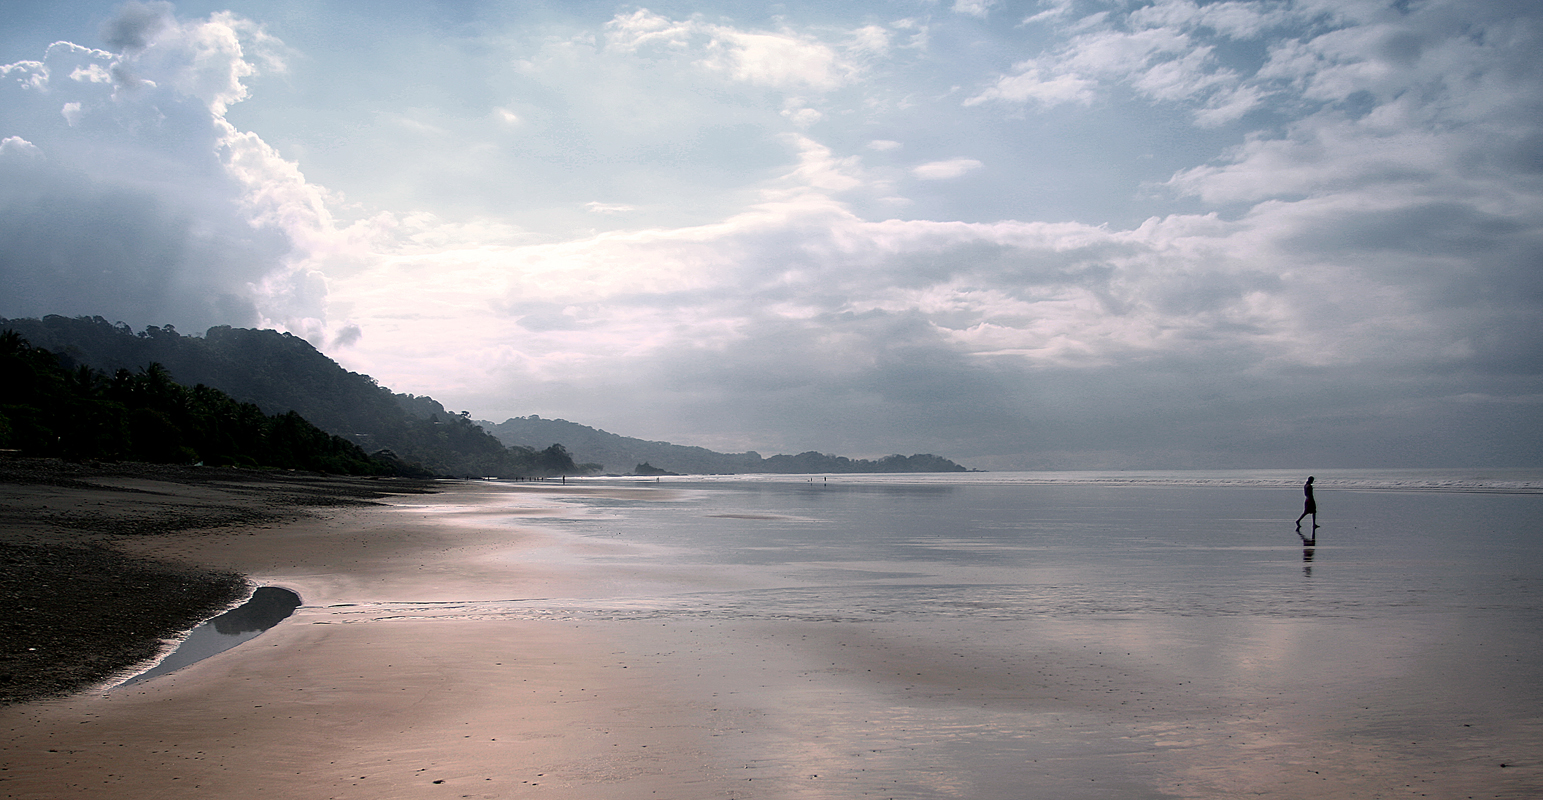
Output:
[{"xmin": 3, "ymin": 0, "xmax": 1541, "ymax": 469}]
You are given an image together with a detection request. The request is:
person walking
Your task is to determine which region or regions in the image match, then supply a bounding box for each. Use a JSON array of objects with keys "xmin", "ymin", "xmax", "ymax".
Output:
[{"xmin": 1295, "ymin": 476, "xmax": 1317, "ymax": 530}]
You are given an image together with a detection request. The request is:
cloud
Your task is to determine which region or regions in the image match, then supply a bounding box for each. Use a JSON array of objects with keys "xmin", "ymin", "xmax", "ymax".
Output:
[
  {"xmin": 0, "ymin": 154, "xmax": 288, "ymax": 329},
  {"xmin": 283, "ymin": 1, "xmax": 1541, "ymax": 466},
  {"xmin": 325, "ymin": 179, "xmax": 1513, "ymax": 462},
  {"xmin": 1128, "ymin": 0, "xmax": 1288, "ymax": 40},
  {"xmin": 100, "ymin": 1, "xmax": 173, "ymax": 53},
  {"xmin": 781, "ymin": 99, "xmax": 823, "ymax": 127},
  {"xmin": 0, "ymin": 136, "xmax": 42, "ymax": 158},
  {"xmin": 970, "ymin": 4, "xmax": 1266, "ymax": 120},
  {"xmin": 332, "ymin": 322, "xmax": 363, "ymax": 348},
  {"xmin": 964, "ymin": 64, "xmax": 1097, "ymax": 107},
  {"xmin": 995, "ymin": 0, "xmax": 1540, "ymax": 142},
  {"xmin": 703, "ymin": 29, "xmax": 846, "ymax": 91},
  {"xmin": 0, "ymin": 6, "xmax": 354, "ymax": 335},
  {"xmin": 953, "ymin": 0, "xmax": 999, "ymax": 18},
  {"xmin": 773, "ymin": 135, "xmax": 864, "ymax": 195},
  {"xmin": 1023, "ymin": 0, "xmax": 1077, "ymax": 26},
  {"xmin": 604, "ymin": 10, "xmax": 854, "ymax": 92},
  {"xmin": 912, "ymin": 158, "xmax": 983, "ymax": 180},
  {"xmin": 848, "ymin": 25, "xmax": 890, "ymax": 55},
  {"xmin": 69, "ymin": 64, "xmax": 113, "ymax": 84}
]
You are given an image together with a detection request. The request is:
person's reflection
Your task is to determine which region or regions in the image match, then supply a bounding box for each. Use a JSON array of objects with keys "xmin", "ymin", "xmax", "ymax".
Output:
[{"xmin": 1298, "ymin": 529, "xmax": 1315, "ymax": 576}]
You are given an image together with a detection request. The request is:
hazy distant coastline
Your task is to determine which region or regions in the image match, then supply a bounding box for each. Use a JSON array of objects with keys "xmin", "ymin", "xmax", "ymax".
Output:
[{"xmin": 478, "ymin": 415, "xmax": 968, "ymax": 475}]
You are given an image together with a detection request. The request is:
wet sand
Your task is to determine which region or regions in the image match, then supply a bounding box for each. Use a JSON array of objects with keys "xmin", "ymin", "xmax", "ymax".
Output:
[
  {"xmin": 0, "ymin": 477, "xmax": 740, "ymax": 799},
  {"xmin": 0, "ymin": 460, "xmax": 443, "ymax": 703},
  {"xmin": 2, "ymin": 473, "xmax": 1540, "ymax": 799}
]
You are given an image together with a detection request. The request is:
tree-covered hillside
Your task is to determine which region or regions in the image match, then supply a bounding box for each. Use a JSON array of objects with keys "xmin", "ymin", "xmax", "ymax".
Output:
[
  {"xmin": 0, "ymin": 331, "xmax": 388, "ymax": 474},
  {"xmin": 1, "ymin": 316, "xmax": 590, "ymax": 478},
  {"xmin": 480, "ymin": 415, "xmax": 969, "ymax": 475}
]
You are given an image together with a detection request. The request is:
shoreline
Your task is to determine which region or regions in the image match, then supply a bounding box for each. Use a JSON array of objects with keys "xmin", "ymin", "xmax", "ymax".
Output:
[
  {"xmin": 0, "ymin": 470, "xmax": 733, "ymax": 800},
  {"xmin": 0, "ymin": 458, "xmax": 441, "ymax": 703}
]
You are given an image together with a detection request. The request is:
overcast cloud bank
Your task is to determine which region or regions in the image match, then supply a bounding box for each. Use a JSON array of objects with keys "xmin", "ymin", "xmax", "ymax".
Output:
[{"xmin": 3, "ymin": 0, "xmax": 1540, "ymax": 468}]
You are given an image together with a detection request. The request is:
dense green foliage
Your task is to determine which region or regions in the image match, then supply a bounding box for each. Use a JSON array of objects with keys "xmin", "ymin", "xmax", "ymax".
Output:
[
  {"xmin": 482, "ymin": 415, "xmax": 970, "ymax": 474},
  {"xmin": 0, "ymin": 316, "xmax": 591, "ymax": 478},
  {"xmin": 0, "ymin": 330, "xmax": 388, "ymax": 474}
]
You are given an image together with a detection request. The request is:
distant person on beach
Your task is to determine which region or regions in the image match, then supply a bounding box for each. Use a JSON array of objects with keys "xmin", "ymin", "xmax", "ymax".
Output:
[{"xmin": 1295, "ymin": 476, "xmax": 1317, "ymax": 530}]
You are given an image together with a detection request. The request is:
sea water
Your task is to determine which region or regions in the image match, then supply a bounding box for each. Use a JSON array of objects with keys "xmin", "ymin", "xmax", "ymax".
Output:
[{"xmin": 480, "ymin": 469, "xmax": 1543, "ymax": 798}]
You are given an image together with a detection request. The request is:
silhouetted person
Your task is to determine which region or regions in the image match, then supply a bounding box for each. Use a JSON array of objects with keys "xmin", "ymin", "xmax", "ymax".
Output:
[{"xmin": 1295, "ymin": 475, "xmax": 1317, "ymax": 530}]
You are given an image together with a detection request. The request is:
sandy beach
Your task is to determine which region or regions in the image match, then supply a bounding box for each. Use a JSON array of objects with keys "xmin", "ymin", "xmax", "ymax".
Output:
[
  {"xmin": 0, "ymin": 469, "xmax": 744, "ymax": 799},
  {"xmin": 3, "ymin": 468, "xmax": 1541, "ymax": 799},
  {"xmin": 0, "ymin": 459, "xmax": 440, "ymax": 704}
]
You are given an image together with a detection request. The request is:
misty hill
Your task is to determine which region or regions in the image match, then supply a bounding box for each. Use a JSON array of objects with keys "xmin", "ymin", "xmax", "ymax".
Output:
[
  {"xmin": 478, "ymin": 415, "xmax": 968, "ymax": 475},
  {"xmin": 1, "ymin": 316, "xmax": 586, "ymax": 478}
]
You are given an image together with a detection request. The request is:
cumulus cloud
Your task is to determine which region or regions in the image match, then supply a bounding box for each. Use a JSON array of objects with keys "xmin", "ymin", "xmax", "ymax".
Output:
[
  {"xmin": 0, "ymin": 136, "xmax": 42, "ymax": 158},
  {"xmin": 69, "ymin": 64, "xmax": 113, "ymax": 84},
  {"xmin": 0, "ymin": 5, "xmax": 356, "ymax": 336}
]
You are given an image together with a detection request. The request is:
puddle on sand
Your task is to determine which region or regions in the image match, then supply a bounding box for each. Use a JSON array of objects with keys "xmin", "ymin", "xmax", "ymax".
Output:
[{"xmin": 118, "ymin": 587, "xmax": 301, "ymax": 687}]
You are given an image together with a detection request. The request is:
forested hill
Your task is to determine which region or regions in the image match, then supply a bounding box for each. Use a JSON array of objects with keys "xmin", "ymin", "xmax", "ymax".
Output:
[
  {"xmin": 1, "ymin": 330, "xmax": 388, "ymax": 474},
  {"xmin": 0, "ymin": 316, "xmax": 587, "ymax": 478},
  {"xmin": 479, "ymin": 415, "xmax": 969, "ymax": 475}
]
